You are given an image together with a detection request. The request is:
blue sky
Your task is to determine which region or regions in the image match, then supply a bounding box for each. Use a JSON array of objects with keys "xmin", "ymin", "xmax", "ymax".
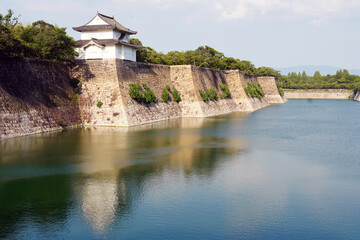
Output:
[{"xmin": 1, "ymin": 0, "xmax": 360, "ymax": 70}]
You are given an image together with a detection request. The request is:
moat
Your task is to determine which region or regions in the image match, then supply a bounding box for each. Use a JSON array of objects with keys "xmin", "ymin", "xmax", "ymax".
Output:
[{"xmin": 1, "ymin": 99, "xmax": 360, "ymax": 239}]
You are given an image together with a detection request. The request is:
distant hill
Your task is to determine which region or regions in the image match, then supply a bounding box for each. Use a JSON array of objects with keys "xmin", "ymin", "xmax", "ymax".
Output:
[{"xmin": 276, "ymin": 65, "xmax": 360, "ymax": 76}]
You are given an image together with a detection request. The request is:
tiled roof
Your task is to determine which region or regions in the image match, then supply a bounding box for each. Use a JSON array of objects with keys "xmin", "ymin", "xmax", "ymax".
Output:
[{"xmin": 73, "ymin": 13, "xmax": 137, "ymax": 34}]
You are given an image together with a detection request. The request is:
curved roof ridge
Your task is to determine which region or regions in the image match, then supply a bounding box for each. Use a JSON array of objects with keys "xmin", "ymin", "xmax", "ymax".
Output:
[
  {"xmin": 97, "ymin": 13, "xmax": 137, "ymax": 35},
  {"xmin": 73, "ymin": 13, "xmax": 137, "ymax": 35}
]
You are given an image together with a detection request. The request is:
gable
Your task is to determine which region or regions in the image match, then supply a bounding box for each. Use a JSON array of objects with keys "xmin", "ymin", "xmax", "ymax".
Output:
[
  {"xmin": 83, "ymin": 40, "xmax": 104, "ymax": 50},
  {"xmin": 87, "ymin": 15, "xmax": 109, "ymax": 26}
]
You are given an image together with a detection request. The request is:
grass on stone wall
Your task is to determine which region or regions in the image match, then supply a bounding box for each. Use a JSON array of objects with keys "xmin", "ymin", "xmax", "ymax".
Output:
[{"xmin": 245, "ymin": 82, "xmax": 265, "ymax": 99}]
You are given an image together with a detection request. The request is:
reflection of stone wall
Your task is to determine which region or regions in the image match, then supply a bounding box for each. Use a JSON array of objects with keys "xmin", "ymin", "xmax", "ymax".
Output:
[{"xmin": 0, "ymin": 59, "xmax": 81, "ymax": 140}]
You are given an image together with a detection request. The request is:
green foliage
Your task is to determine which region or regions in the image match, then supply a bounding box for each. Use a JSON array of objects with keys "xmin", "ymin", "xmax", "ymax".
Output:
[
  {"xmin": 256, "ymin": 67, "xmax": 281, "ymax": 78},
  {"xmin": 199, "ymin": 90, "xmax": 208, "ymax": 101},
  {"xmin": 96, "ymin": 101, "xmax": 103, "ymax": 108},
  {"xmin": 129, "ymin": 38, "xmax": 143, "ymax": 46},
  {"xmin": 129, "ymin": 83, "xmax": 143, "ymax": 102},
  {"xmin": 129, "ymin": 82, "xmax": 157, "ymax": 104},
  {"xmin": 0, "ymin": 9, "xmax": 25, "ymax": 59},
  {"xmin": 245, "ymin": 82, "xmax": 265, "ymax": 99},
  {"xmin": 199, "ymin": 88, "xmax": 218, "ymax": 101},
  {"xmin": 0, "ymin": 9, "xmax": 77, "ymax": 60},
  {"xmin": 161, "ymin": 86, "xmax": 170, "ymax": 102},
  {"xmin": 277, "ymin": 84, "xmax": 284, "ymax": 97},
  {"xmin": 134, "ymin": 42, "xmax": 282, "ymax": 76},
  {"xmin": 219, "ymin": 84, "xmax": 230, "ymax": 99},
  {"xmin": 56, "ymin": 120, "xmax": 67, "ymax": 127},
  {"xmin": 279, "ymin": 69, "xmax": 360, "ymax": 90},
  {"xmin": 206, "ymin": 88, "xmax": 218, "ymax": 101},
  {"xmin": 70, "ymin": 78, "xmax": 80, "ymax": 88},
  {"xmin": 143, "ymin": 88, "xmax": 157, "ymax": 103},
  {"xmin": 172, "ymin": 89, "xmax": 181, "ymax": 102}
]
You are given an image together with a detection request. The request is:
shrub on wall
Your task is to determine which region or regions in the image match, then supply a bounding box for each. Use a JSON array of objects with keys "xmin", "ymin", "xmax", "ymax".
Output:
[
  {"xmin": 96, "ymin": 101, "xmax": 103, "ymax": 108},
  {"xmin": 206, "ymin": 88, "xmax": 218, "ymax": 101},
  {"xmin": 277, "ymin": 84, "xmax": 284, "ymax": 97},
  {"xmin": 129, "ymin": 83, "xmax": 143, "ymax": 102},
  {"xmin": 56, "ymin": 120, "xmax": 67, "ymax": 127},
  {"xmin": 129, "ymin": 82, "xmax": 157, "ymax": 104},
  {"xmin": 143, "ymin": 88, "xmax": 157, "ymax": 103},
  {"xmin": 161, "ymin": 85, "xmax": 171, "ymax": 102},
  {"xmin": 199, "ymin": 88, "xmax": 218, "ymax": 101},
  {"xmin": 219, "ymin": 84, "xmax": 230, "ymax": 99},
  {"xmin": 199, "ymin": 90, "xmax": 208, "ymax": 101},
  {"xmin": 172, "ymin": 89, "xmax": 182, "ymax": 102},
  {"xmin": 70, "ymin": 78, "xmax": 80, "ymax": 88},
  {"xmin": 245, "ymin": 82, "xmax": 265, "ymax": 99}
]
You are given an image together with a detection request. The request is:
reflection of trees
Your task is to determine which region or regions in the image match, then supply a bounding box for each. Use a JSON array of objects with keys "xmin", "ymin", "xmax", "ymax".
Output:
[
  {"xmin": 0, "ymin": 175, "xmax": 73, "ymax": 239},
  {"xmin": 0, "ymin": 114, "xmax": 247, "ymax": 238}
]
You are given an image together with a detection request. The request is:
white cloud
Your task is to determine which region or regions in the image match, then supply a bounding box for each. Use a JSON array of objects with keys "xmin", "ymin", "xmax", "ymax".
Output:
[{"xmin": 112, "ymin": 0, "xmax": 360, "ymax": 23}]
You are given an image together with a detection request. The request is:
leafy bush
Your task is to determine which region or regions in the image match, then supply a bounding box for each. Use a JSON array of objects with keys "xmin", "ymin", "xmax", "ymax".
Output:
[
  {"xmin": 219, "ymin": 84, "xmax": 230, "ymax": 99},
  {"xmin": 70, "ymin": 78, "xmax": 80, "ymax": 88},
  {"xmin": 56, "ymin": 120, "xmax": 67, "ymax": 127},
  {"xmin": 277, "ymin": 84, "xmax": 284, "ymax": 97},
  {"xmin": 129, "ymin": 82, "xmax": 157, "ymax": 104},
  {"xmin": 129, "ymin": 83, "xmax": 143, "ymax": 102},
  {"xmin": 199, "ymin": 90, "xmax": 208, "ymax": 101},
  {"xmin": 172, "ymin": 89, "xmax": 182, "ymax": 102},
  {"xmin": 96, "ymin": 101, "xmax": 103, "ymax": 108},
  {"xmin": 206, "ymin": 88, "xmax": 218, "ymax": 101},
  {"xmin": 199, "ymin": 88, "xmax": 218, "ymax": 101},
  {"xmin": 161, "ymin": 86, "xmax": 170, "ymax": 102},
  {"xmin": 245, "ymin": 82, "xmax": 265, "ymax": 99},
  {"xmin": 143, "ymin": 88, "xmax": 157, "ymax": 103}
]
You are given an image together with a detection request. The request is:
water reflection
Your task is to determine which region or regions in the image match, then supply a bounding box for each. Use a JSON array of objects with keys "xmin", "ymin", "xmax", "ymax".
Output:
[{"xmin": 0, "ymin": 116, "xmax": 247, "ymax": 238}]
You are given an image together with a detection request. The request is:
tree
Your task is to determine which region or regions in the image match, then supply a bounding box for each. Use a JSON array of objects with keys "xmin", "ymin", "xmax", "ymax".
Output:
[
  {"xmin": 0, "ymin": 9, "xmax": 24, "ymax": 59},
  {"xmin": 314, "ymin": 71, "xmax": 322, "ymax": 81},
  {"xmin": 14, "ymin": 20, "xmax": 77, "ymax": 61}
]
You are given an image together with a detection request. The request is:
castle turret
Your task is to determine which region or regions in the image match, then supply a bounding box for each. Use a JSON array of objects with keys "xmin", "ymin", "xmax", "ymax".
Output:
[{"xmin": 73, "ymin": 13, "xmax": 142, "ymax": 61}]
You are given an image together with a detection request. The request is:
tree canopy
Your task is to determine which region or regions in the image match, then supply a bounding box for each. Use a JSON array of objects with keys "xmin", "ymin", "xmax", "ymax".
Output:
[
  {"xmin": 131, "ymin": 38, "xmax": 280, "ymax": 77},
  {"xmin": 279, "ymin": 69, "xmax": 360, "ymax": 90},
  {"xmin": 0, "ymin": 9, "xmax": 77, "ymax": 61}
]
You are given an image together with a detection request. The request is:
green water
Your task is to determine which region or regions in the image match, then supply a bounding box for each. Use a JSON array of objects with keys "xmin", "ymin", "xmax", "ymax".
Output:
[{"xmin": 1, "ymin": 99, "xmax": 360, "ymax": 239}]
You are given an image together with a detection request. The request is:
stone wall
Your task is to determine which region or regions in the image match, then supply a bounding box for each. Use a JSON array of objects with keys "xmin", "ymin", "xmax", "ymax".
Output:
[
  {"xmin": 284, "ymin": 89, "xmax": 353, "ymax": 99},
  {"xmin": 0, "ymin": 59, "xmax": 81, "ymax": 140},
  {"xmin": 352, "ymin": 90, "xmax": 360, "ymax": 101},
  {"xmin": 258, "ymin": 76, "xmax": 285, "ymax": 104},
  {"xmin": 1, "ymin": 58, "xmax": 285, "ymax": 140},
  {"xmin": 72, "ymin": 60, "xmax": 285, "ymax": 126}
]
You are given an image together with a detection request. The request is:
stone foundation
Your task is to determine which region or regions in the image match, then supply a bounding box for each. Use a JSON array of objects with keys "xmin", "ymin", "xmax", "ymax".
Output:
[
  {"xmin": 1, "ymin": 58, "xmax": 285, "ymax": 140},
  {"xmin": 72, "ymin": 60, "xmax": 285, "ymax": 126},
  {"xmin": 284, "ymin": 89, "xmax": 353, "ymax": 99}
]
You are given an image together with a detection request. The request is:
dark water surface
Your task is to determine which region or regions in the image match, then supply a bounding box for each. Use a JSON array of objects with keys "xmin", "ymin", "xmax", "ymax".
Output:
[{"xmin": 1, "ymin": 99, "xmax": 360, "ymax": 239}]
